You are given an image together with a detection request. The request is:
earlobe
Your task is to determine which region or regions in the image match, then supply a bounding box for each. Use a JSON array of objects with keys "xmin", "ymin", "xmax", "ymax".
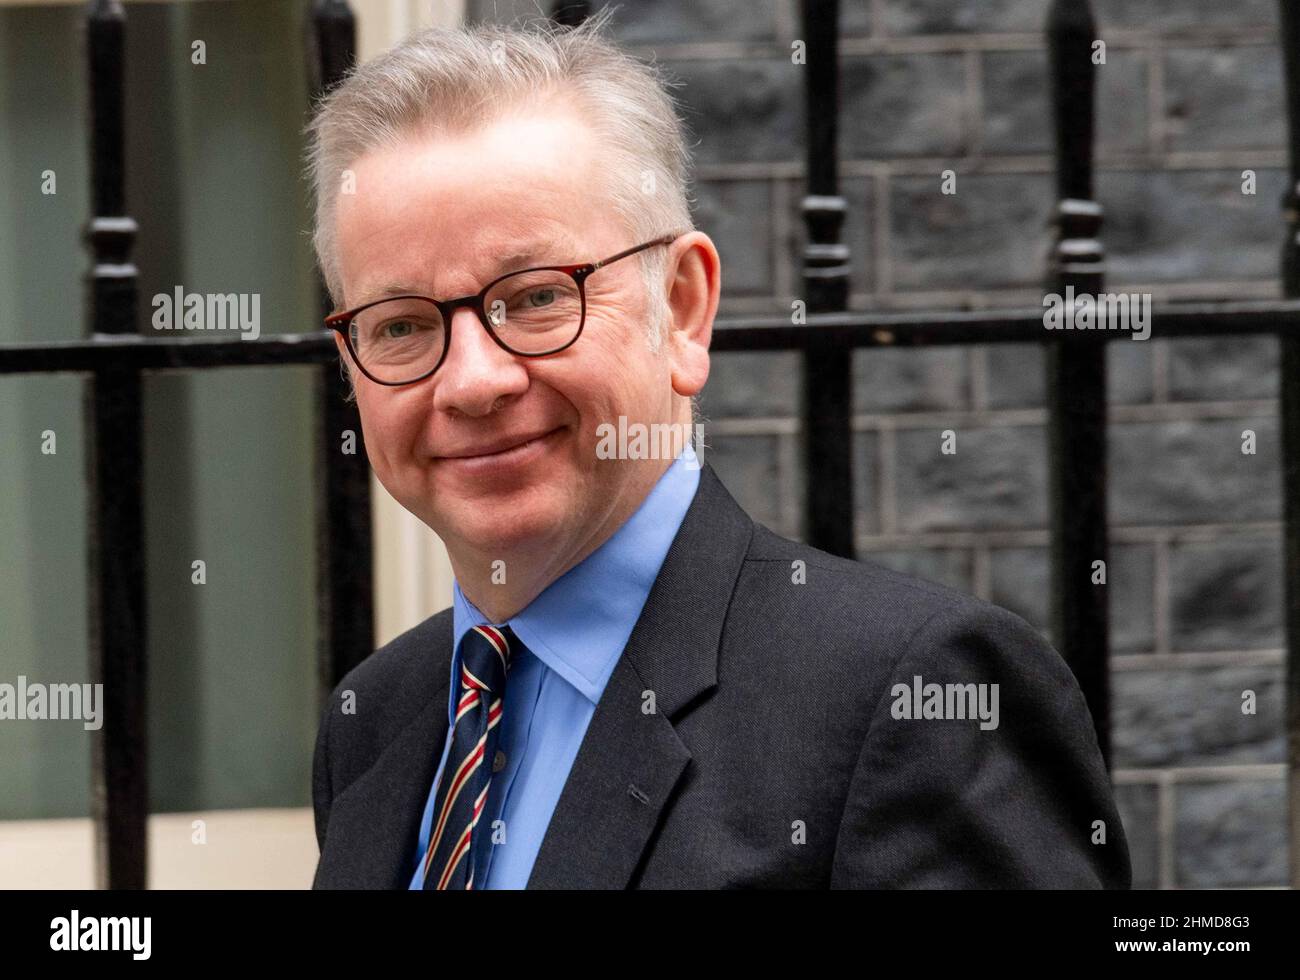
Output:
[{"xmin": 670, "ymin": 342, "xmax": 710, "ymax": 398}]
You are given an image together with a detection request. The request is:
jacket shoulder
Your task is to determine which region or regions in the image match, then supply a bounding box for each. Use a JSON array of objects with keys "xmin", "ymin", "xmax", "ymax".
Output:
[
  {"xmin": 731, "ymin": 521, "xmax": 1079, "ymax": 732},
  {"xmin": 330, "ymin": 607, "xmax": 454, "ymax": 711},
  {"xmin": 741, "ymin": 520, "xmax": 1035, "ymax": 655},
  {"xmin": 316, "ymin": 608, "xmax": 454, "ymax": 797}
]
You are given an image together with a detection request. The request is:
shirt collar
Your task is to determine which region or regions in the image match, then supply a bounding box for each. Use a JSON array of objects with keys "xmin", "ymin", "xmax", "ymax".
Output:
[{"xmin": 452, "ymin": 443, "xmax": 701, "ymax": 703}]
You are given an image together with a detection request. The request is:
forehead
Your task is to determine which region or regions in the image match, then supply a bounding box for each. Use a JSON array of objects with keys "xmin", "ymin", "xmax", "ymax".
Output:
[{"xmin": 335, "ymin": 107, "xmax": 619, "ymax": 305}]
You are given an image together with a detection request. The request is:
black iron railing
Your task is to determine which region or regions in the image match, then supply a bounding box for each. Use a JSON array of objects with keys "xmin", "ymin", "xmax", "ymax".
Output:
[{"xmin": 0, "ymin": 0, "xmax": 1297, "ymax": 888}]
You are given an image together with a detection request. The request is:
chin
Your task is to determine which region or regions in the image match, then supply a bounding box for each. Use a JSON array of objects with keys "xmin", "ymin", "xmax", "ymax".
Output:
[{"xmin": 444, "ymin": 498, "xmax": 574, "ymax": 555}]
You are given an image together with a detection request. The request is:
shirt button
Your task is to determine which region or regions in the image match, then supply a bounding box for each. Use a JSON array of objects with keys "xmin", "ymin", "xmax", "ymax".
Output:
[{"xmin": 492, "ymin": 750, "xmax": 507, "ymax": 773}]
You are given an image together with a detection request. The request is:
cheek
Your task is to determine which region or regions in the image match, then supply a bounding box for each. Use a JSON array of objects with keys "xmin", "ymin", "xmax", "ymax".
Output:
[
  {"xmin": 356, "ymin": 390, "xmax": 422, "ymax": 473},
  {"xmin": 576, "ymin": 307, "xmax": 663, "ymax": 395}
]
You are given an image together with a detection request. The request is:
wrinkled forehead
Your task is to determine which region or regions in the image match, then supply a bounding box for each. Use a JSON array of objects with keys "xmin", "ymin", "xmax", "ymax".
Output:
[{"xmin": 335, "ymin": 110, "xmax": 625, "ymax": 305}]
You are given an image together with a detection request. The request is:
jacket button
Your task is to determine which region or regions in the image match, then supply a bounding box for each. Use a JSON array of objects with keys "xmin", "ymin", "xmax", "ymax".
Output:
[{"xmin": 493, "ymin": 750, "xmax": 507, "ymax": 773}]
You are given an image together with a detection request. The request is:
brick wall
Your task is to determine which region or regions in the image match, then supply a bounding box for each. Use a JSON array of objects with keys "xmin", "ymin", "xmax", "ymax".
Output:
[{"xmin": 470, "ymin": 0, "xmax": 1287, "ymax": 888}]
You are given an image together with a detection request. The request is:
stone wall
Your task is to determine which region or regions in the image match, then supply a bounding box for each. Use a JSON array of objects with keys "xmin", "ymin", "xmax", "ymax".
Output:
[{"xmin": 469, "ymin": 0, "xmax": 1288, "ymax": 888}]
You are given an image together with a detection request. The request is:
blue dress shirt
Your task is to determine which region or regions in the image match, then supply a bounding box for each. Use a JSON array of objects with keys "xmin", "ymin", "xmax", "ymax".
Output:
[{"xmin": 408, "ymin": 444, "xmax": 702, "ymax": 888}]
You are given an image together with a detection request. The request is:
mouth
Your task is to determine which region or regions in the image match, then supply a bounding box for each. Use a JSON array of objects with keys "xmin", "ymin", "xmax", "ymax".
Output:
[{"xmin": 434, "ymin": 426, "xmax": 565, "ymax": 475}]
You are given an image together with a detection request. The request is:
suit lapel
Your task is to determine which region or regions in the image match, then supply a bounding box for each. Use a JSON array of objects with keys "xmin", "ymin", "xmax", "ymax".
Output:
[
  {"xmin": 527, "ymin": 464, "xmax": 754, "ymax": 888},
  {"xmin": 314, "ymin": 616, "xmax": 452, "ymax": 889}
]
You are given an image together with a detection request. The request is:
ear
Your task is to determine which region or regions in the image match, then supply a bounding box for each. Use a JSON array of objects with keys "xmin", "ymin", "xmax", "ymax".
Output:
[{"xmin": 663, "ymin": 231, "xmax": 720, "ymax": 399}]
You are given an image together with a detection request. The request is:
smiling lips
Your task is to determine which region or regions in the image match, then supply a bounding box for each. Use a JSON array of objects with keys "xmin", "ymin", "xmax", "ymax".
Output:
[
  {"xmin": 439, "ymin": 427, "xmax": 558, "ymax": 459},
  {"xmin": 434, "ymin": 427, "xmax": 563, "ymax": 473}
]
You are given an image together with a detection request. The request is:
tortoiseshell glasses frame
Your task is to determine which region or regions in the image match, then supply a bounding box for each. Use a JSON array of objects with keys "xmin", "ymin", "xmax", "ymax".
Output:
[{"xmin": 324, "ymin": 232, "xmax": 685, "ymax": 387}]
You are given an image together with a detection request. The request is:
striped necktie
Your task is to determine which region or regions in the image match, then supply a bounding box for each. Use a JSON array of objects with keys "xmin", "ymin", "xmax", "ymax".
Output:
[{"xmin": 421, "ymin": 624, "xmax": 514, "ymax": 890}]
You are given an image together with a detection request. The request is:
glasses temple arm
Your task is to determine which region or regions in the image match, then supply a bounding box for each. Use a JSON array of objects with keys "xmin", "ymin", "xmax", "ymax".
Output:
[{"xmin": 591, "ymin": 231, "xmax": 687, "ymax": 270}]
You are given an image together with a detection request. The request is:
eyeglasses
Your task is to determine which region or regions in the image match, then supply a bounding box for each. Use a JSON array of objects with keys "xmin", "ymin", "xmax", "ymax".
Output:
[{"xmin": 325, "ymin": 232, "xmax": 684, "ymax": 387}]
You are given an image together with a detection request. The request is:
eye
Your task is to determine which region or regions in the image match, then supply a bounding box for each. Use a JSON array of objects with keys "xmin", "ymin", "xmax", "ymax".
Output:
[
  {"xmin": 525, "ymin": 288, "xmax": 556, "ymax": 309},
  {"xmin": 375, "ymin": 317, "xmax": 439, "ymax": 341}
]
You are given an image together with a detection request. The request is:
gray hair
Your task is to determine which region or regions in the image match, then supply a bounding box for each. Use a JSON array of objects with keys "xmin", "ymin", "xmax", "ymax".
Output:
[{"xmin": 305, "ymin": 6, "xmax": 696, "ymax": 353}]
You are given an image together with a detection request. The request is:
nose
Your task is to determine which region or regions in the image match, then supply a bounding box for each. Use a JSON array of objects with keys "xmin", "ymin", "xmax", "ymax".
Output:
[{"xmin": 431, "ymin": 304, "xmax": 529, "ymax": 417}]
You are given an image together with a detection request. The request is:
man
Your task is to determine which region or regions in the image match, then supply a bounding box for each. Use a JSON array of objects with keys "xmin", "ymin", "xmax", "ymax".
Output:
[{"xmin": 306, "ymin": 14, "xmax": 1130, "ymax": 889}]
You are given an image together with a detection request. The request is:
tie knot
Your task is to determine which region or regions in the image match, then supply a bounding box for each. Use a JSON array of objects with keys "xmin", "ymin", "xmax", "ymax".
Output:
[{"xmin": 458, "ymin": 624, "xmax": 513, "ymax": 697}]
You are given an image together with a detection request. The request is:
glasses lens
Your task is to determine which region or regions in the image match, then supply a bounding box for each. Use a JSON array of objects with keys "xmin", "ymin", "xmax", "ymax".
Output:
[
  {"xmin": 348, "ymin": 298, "xmax": 445, "ymax": 383},
  {"xmin": 484, "ymin": 270, "xmax": 583, "ymax": 354}
]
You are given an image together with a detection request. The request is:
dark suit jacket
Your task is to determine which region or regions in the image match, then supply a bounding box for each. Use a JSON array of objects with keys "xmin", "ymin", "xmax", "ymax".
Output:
[{"xmin": 311, "ymin": 464, "xmax": 1130, "ymax": 888}]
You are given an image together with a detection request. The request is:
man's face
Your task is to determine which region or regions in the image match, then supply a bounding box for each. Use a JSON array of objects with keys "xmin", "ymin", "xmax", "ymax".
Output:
[{"xmin": 333, "ymin": 105, "xmax": 692, "ymax": 573}]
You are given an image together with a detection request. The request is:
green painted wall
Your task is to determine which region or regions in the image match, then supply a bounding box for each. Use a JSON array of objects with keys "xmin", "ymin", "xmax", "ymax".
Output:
[{"xmin": 0, "ymin": 0, "xmax": 323, "ymax": 820}]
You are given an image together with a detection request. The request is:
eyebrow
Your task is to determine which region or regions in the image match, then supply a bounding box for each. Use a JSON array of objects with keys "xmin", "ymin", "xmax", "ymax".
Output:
[{"xmin": 360, "ymin": 238, "xmax": 584, "ymax": 305}]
